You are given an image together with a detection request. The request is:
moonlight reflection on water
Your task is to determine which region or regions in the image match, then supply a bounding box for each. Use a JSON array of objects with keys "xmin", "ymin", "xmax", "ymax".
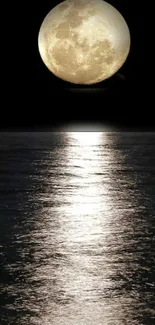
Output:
[{"xmin": 0, "ymin": 132, "xmax": 155, "ymax": 325}]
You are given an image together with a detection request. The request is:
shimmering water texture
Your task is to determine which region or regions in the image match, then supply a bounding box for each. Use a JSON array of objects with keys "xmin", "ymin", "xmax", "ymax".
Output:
[{"xmin": 0, "ymin": 132, "xmax": 155, "ymax": 325}]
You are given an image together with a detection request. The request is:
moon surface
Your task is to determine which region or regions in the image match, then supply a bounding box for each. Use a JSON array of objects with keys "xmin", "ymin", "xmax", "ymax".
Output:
[{"xmin": 38, "ymin": 0, "xmax": 131, "ymax": 85}]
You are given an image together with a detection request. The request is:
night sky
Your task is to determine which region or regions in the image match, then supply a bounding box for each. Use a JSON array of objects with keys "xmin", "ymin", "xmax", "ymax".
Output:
[{"xmin": 3, "ymin": 1, "xmax": 146, "ymax": 131}]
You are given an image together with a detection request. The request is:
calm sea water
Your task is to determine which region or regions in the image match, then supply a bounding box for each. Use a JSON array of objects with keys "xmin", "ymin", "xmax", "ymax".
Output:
[{"xmin": 0, "ymin": 132, "xmax": 155, "ymax": 325}]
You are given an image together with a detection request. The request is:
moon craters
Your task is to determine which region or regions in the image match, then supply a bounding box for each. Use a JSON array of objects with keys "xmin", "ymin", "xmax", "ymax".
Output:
[{"xmin": 38, "ymin": 0, "xmax": 131, "ymax": 84}]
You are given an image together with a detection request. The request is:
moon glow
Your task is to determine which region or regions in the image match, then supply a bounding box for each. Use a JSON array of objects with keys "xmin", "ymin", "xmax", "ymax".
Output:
[{"xmin": 38, "ymin": 0, "xmax": 131, "ymax": 85}]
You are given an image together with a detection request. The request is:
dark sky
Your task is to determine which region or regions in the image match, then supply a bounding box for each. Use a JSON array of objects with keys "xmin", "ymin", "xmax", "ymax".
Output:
[{"xmin": 3, "ymin": 1, "xmax": 147, "ymax": 131}]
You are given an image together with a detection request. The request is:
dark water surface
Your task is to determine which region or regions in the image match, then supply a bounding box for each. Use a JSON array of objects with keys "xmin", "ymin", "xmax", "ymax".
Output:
[{"xmin": 0, "ymin": 132, "xmax": 155, "ymax": 325}]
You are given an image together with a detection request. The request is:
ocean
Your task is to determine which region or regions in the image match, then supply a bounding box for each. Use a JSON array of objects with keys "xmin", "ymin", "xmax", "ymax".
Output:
[{"xmin": 0, "ymin": 132, "xmax": 155, "ymax": 325}]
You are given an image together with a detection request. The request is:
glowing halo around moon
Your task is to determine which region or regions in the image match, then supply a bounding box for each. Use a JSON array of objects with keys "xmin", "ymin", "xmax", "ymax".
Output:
[{"xmin": 38, "ymin": 0, "xmax": 131, "ymax": 85}]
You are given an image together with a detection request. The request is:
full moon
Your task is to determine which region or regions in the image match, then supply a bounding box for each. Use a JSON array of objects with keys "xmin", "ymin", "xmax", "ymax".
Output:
[{"xmin": 38, "ymin": 0, "xmax": 131, "ymax": 85}]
